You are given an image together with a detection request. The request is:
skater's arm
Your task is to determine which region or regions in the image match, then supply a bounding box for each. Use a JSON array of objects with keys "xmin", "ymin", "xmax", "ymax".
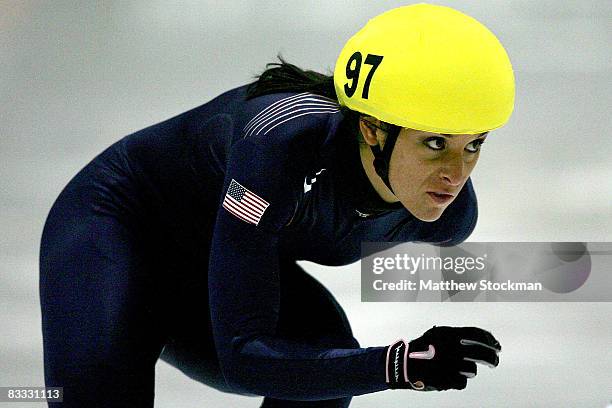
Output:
[{"xmin": 208, "ymin": 138, "xmax": 389, "ymax": 400}]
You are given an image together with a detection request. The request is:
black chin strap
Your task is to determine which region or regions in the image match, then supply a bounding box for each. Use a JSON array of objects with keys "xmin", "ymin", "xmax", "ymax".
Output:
[{"xmin": 370, "ymin": 125, "xmax": 401, "ymax": 195}]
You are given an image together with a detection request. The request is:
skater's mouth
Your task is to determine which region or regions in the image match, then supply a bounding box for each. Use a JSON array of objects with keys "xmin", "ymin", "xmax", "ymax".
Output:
[{"xmin": 426, "ymin": 191, "xmax": 455, "ymax": 205}]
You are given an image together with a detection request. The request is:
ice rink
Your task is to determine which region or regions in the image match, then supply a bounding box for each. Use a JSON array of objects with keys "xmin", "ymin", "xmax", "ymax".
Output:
[{"xmin": 1, "ymin": 1, "xmax": 611, "ymax": 407}]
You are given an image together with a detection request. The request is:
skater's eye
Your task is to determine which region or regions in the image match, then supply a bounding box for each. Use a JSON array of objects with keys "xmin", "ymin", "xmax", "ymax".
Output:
[
  {"xmin": 423, "ymin": 137, "xmax": 445, "ymax": 151},
  {"xmin": 465, "ymin": 139, "xmax": 485, "ymax": 153}
]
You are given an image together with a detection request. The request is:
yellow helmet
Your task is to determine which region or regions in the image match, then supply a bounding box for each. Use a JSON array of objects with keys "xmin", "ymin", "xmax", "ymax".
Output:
[{"xmin": 334, "ymin": 3, "xmax": 515, "ymax": 134}]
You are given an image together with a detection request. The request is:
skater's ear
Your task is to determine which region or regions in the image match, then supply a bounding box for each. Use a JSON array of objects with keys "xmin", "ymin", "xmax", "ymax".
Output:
[{"xmin": 359, "ymin": 116, "xmax": 387, "ymax": 147}]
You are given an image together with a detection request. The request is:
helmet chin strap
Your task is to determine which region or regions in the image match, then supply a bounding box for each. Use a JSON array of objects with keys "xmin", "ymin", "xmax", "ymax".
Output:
[{"xmin": 370, "ymin": 125, "xmax": 401, "ymax": 195}]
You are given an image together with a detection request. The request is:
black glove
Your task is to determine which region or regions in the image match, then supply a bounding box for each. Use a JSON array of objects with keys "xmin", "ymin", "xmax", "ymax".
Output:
[{"xmin": 385, "ymin": 325, "xmax": 501, "ymax": 391}]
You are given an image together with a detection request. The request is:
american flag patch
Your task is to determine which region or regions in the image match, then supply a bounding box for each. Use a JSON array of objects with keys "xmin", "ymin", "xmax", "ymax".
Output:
[{"xmin": 222, "ymin": 179, "xmax": 270, "ymax": 225}]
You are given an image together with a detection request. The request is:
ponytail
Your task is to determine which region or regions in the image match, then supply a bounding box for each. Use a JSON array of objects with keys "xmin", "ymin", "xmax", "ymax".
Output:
[{"xmin": 245, "ymin": 55, "xmax": 337, "ymax": 100}]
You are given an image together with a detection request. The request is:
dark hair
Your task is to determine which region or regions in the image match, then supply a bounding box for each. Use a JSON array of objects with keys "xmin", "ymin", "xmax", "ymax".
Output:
[
  {"xmin": 245, "ymin": 55, "xmax": 337, "ymax": 100},
  {"xmin": 245, "ymin": 55, "xmax": 398, "ymax": 143}
]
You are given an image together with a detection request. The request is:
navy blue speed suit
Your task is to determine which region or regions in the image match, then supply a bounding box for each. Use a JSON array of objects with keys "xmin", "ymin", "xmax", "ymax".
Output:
[{"xmin": 39, "ymin": 85, "xmax": 478, "ymax": 407}]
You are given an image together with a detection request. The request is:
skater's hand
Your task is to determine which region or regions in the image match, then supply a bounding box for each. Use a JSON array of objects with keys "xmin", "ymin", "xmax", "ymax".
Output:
[{"xmin": 385, "ymin": 326, "xmax": 501, "ymax": 391}]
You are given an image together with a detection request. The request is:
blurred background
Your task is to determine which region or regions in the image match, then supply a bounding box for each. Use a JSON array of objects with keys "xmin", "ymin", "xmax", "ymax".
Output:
[{"xmin": 1, "ymin": 1, "xmax": 611, "ymax": 407}]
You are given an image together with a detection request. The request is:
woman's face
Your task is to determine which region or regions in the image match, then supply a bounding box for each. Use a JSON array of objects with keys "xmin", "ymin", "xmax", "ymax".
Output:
[{"xmin": 389, "ymin": 128, "xmax": 487, "ymax": 222}]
